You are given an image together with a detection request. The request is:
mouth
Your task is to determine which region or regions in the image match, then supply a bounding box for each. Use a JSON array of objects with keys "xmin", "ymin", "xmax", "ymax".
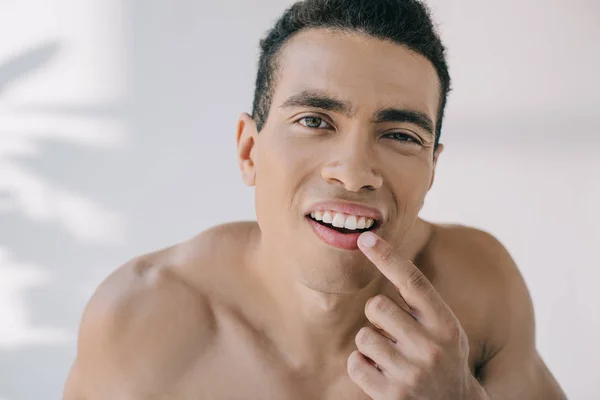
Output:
[
  {"xmin": 307, "ymin": 211, "xmax": 379, "ymax": 234},
  {"xmin": 305, "ymin": 209, "xmax": 381, "ymax": 251}
]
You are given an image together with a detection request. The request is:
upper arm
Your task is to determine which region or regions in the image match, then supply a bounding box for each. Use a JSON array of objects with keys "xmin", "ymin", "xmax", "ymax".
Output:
[
  {"xmin": 63, "ymin": 259, "xmax": 215, "ymax": 399},
  {"xmin": 471, "ymin": 231, "xmax": 566, "ymax": 399}
]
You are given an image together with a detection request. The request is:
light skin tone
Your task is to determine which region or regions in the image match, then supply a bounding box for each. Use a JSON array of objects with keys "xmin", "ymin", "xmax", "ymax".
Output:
[{"xmin": 63, "ymin": 28, "xmax": 566, "ymax": 399}]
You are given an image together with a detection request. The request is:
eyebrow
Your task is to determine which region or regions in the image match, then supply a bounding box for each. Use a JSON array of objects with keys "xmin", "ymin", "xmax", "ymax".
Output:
[
  {"xmin": 280, "ymin": 90, "xmax": 354, "ymax": 117},
  {"xmin": 280, "ymin": 90, "xmax": 435, "ymax": 137},
  {"xmin": 373, "ymin": 108, "xmax": 435, "ymax": 137}
]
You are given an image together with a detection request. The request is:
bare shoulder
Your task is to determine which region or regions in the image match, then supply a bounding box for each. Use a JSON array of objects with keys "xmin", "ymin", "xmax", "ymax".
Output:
[
  {"xmin": 421, "ymin": 222, "xmax": 533, "ymax": 364},
  {"xmin": 423, "ymin": 229, "xmax": 565, "ymax": 396},
  {"xmin": 424, "ymin": 222, "xmax": 525, "ymax": 288},
  {"xmin": 64, "ymin": 239, "xmax": 220, "ymax": 398},
  {"xmin": 64, "ymin": 221, "xmax": 258, "ymax": 398},
  {"xmin": 425, "ymin": 222, "xmax": 531, "ymax": 309}
]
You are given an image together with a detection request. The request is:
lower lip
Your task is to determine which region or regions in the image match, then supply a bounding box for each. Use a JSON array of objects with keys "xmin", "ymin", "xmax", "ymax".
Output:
[{"xmin": 306, "ymin": 216, "xmax": 365, "ymax": 250}]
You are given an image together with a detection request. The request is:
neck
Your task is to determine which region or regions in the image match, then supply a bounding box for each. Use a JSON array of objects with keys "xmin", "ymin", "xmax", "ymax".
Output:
[
  {"xmin": 247, "ymin": 219, "xmax": 432, "ymax": 373},
  {"xmin": 254, "ymin": 250, "xmax": 388, "ymax": 372}
]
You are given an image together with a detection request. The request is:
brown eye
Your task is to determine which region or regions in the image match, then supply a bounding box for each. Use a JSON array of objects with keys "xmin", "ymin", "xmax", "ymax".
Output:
[
  {"xmin": 298, "ymin": 116, "xmax": 331, "ymax": 129},
  {"xmin": 384, "ymin": 132, "xmax": 422, "ymax": 145}
]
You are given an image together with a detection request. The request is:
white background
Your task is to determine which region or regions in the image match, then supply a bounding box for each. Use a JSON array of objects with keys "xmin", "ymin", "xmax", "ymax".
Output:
[{"xmin": 0, "ymin": 0, "xmax": 598, "ymax": 399}]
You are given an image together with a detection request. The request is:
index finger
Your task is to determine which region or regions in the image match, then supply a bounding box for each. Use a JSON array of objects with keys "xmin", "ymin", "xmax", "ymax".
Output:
[{"xmin": 358, "ymin": 231, "xmax": 450, "ymax": 327}]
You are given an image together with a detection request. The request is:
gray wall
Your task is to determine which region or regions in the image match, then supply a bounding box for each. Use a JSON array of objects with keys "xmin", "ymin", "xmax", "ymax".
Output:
[{"xmin": 0, "ymin": 0, "xmax": 598, "ymax": 399}]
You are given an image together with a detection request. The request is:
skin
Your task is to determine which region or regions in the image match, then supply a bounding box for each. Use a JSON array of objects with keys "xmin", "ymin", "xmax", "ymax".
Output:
[{"xmin": 64, "ymin": 29, "xmax": 566, "ymax": 399}]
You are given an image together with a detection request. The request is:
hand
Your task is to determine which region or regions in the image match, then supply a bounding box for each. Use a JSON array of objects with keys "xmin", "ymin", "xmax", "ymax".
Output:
[{"xmin": 347, "ymin": 231, "xmax": 480, "ymax": 400}]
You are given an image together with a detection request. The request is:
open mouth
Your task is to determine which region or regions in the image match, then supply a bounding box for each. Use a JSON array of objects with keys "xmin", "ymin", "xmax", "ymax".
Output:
[{"xmin": 307, "ymin": 211, "xmax": 379, "ymax": 234}]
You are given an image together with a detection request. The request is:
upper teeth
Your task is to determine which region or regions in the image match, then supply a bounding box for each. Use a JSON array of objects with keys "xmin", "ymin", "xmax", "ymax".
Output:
[{"xmin": 310, "ymin": 211, "xmax": 375, "ymax": 230}]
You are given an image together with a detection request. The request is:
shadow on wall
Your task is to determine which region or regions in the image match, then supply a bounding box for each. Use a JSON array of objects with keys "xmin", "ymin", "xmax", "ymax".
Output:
[
  {"xmin": 0, "ymin": 1, "xmax": 255, "ymax": 397},
  {"xmin": 0, "ymin": 42, "xmax": 130, "ymax": 399},
  {"xmin": 0, "ymin": 43, "xmax": 60, "ymax": 93}
]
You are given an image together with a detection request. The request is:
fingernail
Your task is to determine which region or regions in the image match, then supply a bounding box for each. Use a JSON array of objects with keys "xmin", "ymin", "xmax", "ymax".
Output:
[{"xmin": 359, "ymin": 231, "xmax": 377, "ymax": 248}]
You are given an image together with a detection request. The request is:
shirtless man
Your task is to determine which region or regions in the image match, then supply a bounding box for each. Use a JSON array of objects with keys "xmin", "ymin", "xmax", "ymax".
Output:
[{"xmin": 63, "ymin": 0, "xmax": 567, "ymax": 399}]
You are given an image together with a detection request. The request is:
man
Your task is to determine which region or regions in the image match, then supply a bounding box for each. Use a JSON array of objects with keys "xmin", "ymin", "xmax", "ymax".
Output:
[{"xmin": 64, "ymin": 0, "xmax": 567, "ymax": 399}]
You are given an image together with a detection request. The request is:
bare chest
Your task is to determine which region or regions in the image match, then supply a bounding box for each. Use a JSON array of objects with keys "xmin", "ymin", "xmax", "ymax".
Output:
[
  {"xmin": 168, "ymin": 310, "xmax": 483, "ymax": 400},
  {"xmin": 170, "ymin": 337, "xmax": 371, "ymax": 400}
]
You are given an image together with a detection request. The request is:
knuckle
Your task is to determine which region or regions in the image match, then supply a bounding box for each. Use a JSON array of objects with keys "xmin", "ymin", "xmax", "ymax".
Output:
[
  {"xmin": 423, "ymin": 343, "xmax": 443, "ymax": 367},
  {"xmin": 406, "ymin": 269, "xmax": 429, "ymax": 291},
  {"xmin": 347, "ymin": 352, "xmax": 360, "ymax": 373},
  {"xmin": 404, "ymin": 365, "xmax": 426, "ymax": 387},
  {"xmin": 441, "ymin": 320, "xmax": 461, "ymax": 344},
  {"xmin": 379, "ymin": 244, "xmax": 394, "ymax": 262},
  {"xmin": 381, "ymin": 347, "xmax": 397, "ymax": 364},
  {"xmin": 347, "ymin": 353, "xmax": 369, "ymax": 382},
  {"xmin": 368, "ymin": 295, "xmax": 392, "ymax": 315},
  {"xmin": 373, "ymin": 342, "xmax": 396, "ymax": 363},
  {"xmin": 356, "ymin": 327, "xmax": 375, "ymax": 348},
  {"xmin": 388, "ymin": 387, "xmax": 408, "ymax": 400}
]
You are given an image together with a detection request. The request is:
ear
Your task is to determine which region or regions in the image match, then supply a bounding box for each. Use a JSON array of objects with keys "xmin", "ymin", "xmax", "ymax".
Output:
[
  {"xmin": 236, "ymin": 112, "xmax": 258, "ymax": 186},
  {"xmin": 427, "ymin": 143, "xmax": 444, "ymax": 191}
]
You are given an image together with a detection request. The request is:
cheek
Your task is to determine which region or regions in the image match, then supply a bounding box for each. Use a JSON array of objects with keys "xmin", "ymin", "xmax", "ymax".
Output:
[
  {"xmin": 258, "ymin": 135, "xmax": 322, "ymax": 183},
  {"xmin": 254, "ymin": 135, "xmax": 320, "ymax": 219},
  {"xmin": 384, "ymin": 155, "xmax": 433, "ymax": 208}
]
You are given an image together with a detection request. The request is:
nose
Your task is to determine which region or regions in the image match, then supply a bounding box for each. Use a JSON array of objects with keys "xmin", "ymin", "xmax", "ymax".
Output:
[{"xmin": 320, "ymin": 134, "xmax": 383, "ymax": 192}]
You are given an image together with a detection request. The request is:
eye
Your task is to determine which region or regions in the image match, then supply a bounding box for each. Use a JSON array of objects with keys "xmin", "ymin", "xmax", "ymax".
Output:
[
  {"xmin": 297, "ymin": 116, "xmax": 332, "ymax": 129},
  {"xmin": 383, "ymin": 132, "xmax": 422, "ymax": 145}
]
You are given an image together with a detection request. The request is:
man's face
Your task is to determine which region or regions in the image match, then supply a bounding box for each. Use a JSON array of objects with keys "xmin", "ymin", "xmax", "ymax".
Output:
[{"xmin": 238, "ymin": 29, "xmax": 443, "ymax": 292}]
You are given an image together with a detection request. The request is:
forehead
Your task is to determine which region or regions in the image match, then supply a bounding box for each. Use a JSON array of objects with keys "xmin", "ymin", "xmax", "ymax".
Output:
[{"xmin": 273, "ymin": 28, "xmax": 440, "ymax": 119}]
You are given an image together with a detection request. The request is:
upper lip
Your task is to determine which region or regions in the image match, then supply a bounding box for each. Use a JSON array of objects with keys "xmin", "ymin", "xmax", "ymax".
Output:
[{"xmin": 305, "ymin": 200, "xmax": 384, "ymax": 222}]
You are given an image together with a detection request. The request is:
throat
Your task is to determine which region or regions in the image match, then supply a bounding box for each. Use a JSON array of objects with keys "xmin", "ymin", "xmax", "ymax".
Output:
[{"xmin": 266, "ymin": 306, "xmax": 368, "ymax": 373}]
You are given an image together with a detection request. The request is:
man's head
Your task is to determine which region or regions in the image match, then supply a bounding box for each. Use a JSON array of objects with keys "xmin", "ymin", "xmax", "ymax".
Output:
[{"xmin": 237, "ymin": 0, "xmax": 450, "ymax": 293}]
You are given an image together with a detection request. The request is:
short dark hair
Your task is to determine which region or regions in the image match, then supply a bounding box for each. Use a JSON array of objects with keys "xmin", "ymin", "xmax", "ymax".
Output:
[{"xmin": 251, "ymin": 0, "xmax": 451, "ymax": 147}]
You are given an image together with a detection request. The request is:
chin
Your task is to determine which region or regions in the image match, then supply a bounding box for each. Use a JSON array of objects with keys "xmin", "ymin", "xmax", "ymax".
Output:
[{"xmin": 292, "ymin": 248, "xmax": 377, "ymax": 294}]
